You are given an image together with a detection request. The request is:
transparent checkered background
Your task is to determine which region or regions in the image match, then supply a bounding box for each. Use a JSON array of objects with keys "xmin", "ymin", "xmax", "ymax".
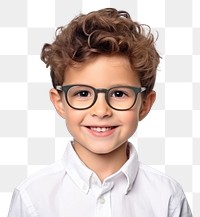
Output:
[{"xmin": 0, "ymin": 0, "xmax": 199, "ymax": 216}]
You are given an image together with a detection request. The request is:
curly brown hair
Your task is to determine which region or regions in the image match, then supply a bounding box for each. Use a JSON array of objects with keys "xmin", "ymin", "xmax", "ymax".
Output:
[{"xmin": 41, "ymin": 8, "xmax": 160, "ymax": 96}]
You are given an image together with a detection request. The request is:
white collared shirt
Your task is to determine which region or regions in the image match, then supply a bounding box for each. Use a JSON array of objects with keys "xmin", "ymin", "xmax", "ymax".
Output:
[{"xmin": 8, "ymin": 142, "xmax": 192, "ymax": 217}]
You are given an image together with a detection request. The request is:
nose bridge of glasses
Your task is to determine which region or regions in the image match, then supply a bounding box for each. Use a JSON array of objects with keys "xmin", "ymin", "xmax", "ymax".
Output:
[
  {"xmin": 96, "ymin": 88, "xmax": 108, "ymax": 94},
  {"xmin": 92, "ymin": 88, "xmax": 110, "ymax": 108},
  {"xmin": 95, "ymin": 88, "xmax": 110, "ymax": 103}
]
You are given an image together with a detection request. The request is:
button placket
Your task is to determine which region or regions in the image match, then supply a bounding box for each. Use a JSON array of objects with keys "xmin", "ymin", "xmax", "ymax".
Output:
[
  {"xmin": 95, "ymin": 191, "xmax": 111, "ymax": 217},
  {"xmin": 99, "ymin": 196, "xmax": 105, "ymax": 204},
  {"xmin": 92, "ymin": 177, "xmax": 113, "ymax": 217}
]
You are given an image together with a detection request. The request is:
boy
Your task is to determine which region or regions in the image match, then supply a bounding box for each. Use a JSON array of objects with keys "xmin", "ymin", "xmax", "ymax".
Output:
[{"xmin": 8, "ymin": 8, "xmax": 192, "ymax": 217}]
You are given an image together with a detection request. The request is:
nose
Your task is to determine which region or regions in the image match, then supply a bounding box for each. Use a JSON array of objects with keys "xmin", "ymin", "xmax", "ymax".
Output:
[{"xmin": 90, "ymin": 93, "xmax": 112, "ymax": 118}]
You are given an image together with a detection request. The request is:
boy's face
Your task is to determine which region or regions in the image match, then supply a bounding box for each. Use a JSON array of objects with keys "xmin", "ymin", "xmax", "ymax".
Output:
[{"xmin": 50, "ymin": 55, "xmax": 155, "ymax": 159}]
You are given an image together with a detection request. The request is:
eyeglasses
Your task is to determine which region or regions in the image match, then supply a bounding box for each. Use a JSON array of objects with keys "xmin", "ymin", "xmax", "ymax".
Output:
[{"xmin": 56, "ymin": 84, "xmax": 146, "ymax": 111}]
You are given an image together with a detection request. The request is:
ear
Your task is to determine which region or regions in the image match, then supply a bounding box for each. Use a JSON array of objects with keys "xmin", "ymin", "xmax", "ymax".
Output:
[
  {"xmin": 139, "ymin": 90, "xmax": 156, "ymax": 121},
  {"xmin": 49, "ymin": 88, "xmax": 66, "ymax": 119}
]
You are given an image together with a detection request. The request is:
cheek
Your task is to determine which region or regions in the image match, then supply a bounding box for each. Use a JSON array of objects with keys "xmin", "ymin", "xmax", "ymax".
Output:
[
  {"xmin": 119, "ymin": 110, "xmax": 140, "ymax": 130},
  {"xmin": 64, "ymin": 113, "xmax": 79, "ymax": 137},
  {"xmin": 64, "ymin": 109, "xmax": 85, "ymax": 130}
]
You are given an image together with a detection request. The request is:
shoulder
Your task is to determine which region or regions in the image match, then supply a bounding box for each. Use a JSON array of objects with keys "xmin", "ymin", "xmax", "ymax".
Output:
[
  {"xmin": 138, "ymin": 162, "xmax": 183, "ymax": 192},
  {"xmin": 16, "ymin": 160, "xmax": 66, "ymax": 192},
  {"xmin": 8, "ymin": 161, "xmax": 67, "ymax": 217},
  {"xmin": 131, "ymin": 163, "xmax": 192, "ymax": 216},
  {"xmin": 138, "ymin": 162, "xmax": 176, "ymax": 181}
]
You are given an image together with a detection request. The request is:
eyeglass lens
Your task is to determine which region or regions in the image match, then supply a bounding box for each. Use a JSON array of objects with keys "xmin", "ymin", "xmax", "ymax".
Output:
[{"xmin": 67, "ymin": 85, "xmax": 95, "ymax": 109}]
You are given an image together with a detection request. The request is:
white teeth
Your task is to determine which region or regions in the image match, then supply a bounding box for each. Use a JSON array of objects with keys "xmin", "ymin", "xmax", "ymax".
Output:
[{"xmin": 90, "ymin": 127, "xmax": 112, "ymax": 132}]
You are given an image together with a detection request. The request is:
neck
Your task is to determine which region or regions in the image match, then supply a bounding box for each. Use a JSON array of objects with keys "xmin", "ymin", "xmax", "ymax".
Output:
[{"xmin": 73, "ymin": 141, "xmax": 129, "ymax": 182}]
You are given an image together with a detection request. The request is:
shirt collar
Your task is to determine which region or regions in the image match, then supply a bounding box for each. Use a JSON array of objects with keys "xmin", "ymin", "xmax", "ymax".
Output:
[
  {"xmin": 61, "ymin": 141, "xmax": 139, "ymax": 195},
  {"xmin": 120, "ymin": 143, "xmax": 139, "ymax": 194},
  {"xmin": 61, "ymin": 141, "xmax": 92, "ymax": 194}
]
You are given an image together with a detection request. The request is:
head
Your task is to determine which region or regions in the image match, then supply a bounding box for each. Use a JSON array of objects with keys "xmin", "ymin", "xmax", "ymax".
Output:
[{"xmin": 40, "ymin": 8, "xmax": 161, "ymax": 162}]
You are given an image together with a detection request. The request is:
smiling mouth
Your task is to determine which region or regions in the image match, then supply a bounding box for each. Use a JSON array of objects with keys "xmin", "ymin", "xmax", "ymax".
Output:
[{"xmin": 86, "ymin": 126, "xmax": 117, "ymax": 133}]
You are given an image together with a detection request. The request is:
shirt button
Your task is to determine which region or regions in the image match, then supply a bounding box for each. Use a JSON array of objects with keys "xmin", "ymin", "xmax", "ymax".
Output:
[
  {"xmin": 82, "ymin": 184, "xmax": 88, "ymax": 191},
  {"xmin": 99, "ymin": 197, "xmax": 105, "ymax": 204}
]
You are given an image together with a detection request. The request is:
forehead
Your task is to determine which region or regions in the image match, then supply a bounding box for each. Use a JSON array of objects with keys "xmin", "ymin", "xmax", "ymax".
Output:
[{"xmin": 63, "ymin": 55, "xmax": 140, "ymax": 87}]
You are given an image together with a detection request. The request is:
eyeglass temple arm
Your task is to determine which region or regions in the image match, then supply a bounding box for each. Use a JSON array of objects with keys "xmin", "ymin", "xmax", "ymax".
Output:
[
  {"xmin": 141, "ymin": 87, "xmax": 146, "ymax": 92},
  {"xmin": 56, "ymin": 86, "xmax": 62, "ymax": 91}
]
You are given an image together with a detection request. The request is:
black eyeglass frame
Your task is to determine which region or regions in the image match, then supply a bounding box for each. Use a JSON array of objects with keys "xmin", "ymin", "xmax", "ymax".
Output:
[{"xmin": 56, "ymin": 84, "xmax": 146, "ymax": 111}]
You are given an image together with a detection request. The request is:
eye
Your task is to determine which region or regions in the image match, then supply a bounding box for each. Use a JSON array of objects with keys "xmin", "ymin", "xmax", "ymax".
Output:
[
  {"xmin": 75, "ymin": 90, "xmax": 90, "ymax": 97},
  {"xmin": 69, "ymin": 86, "xmax": 94, "ymax": 99},
  {"xmin": 109, "ymin": 87, "xmax": 135, "ymax": 101},
  {"xmin": 112, "ymin": 90, "xmax": 127, "ymax": 98},
  {"xmin": 110, "ymin": 88, "xmax": 131, "ymax": 98}
]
